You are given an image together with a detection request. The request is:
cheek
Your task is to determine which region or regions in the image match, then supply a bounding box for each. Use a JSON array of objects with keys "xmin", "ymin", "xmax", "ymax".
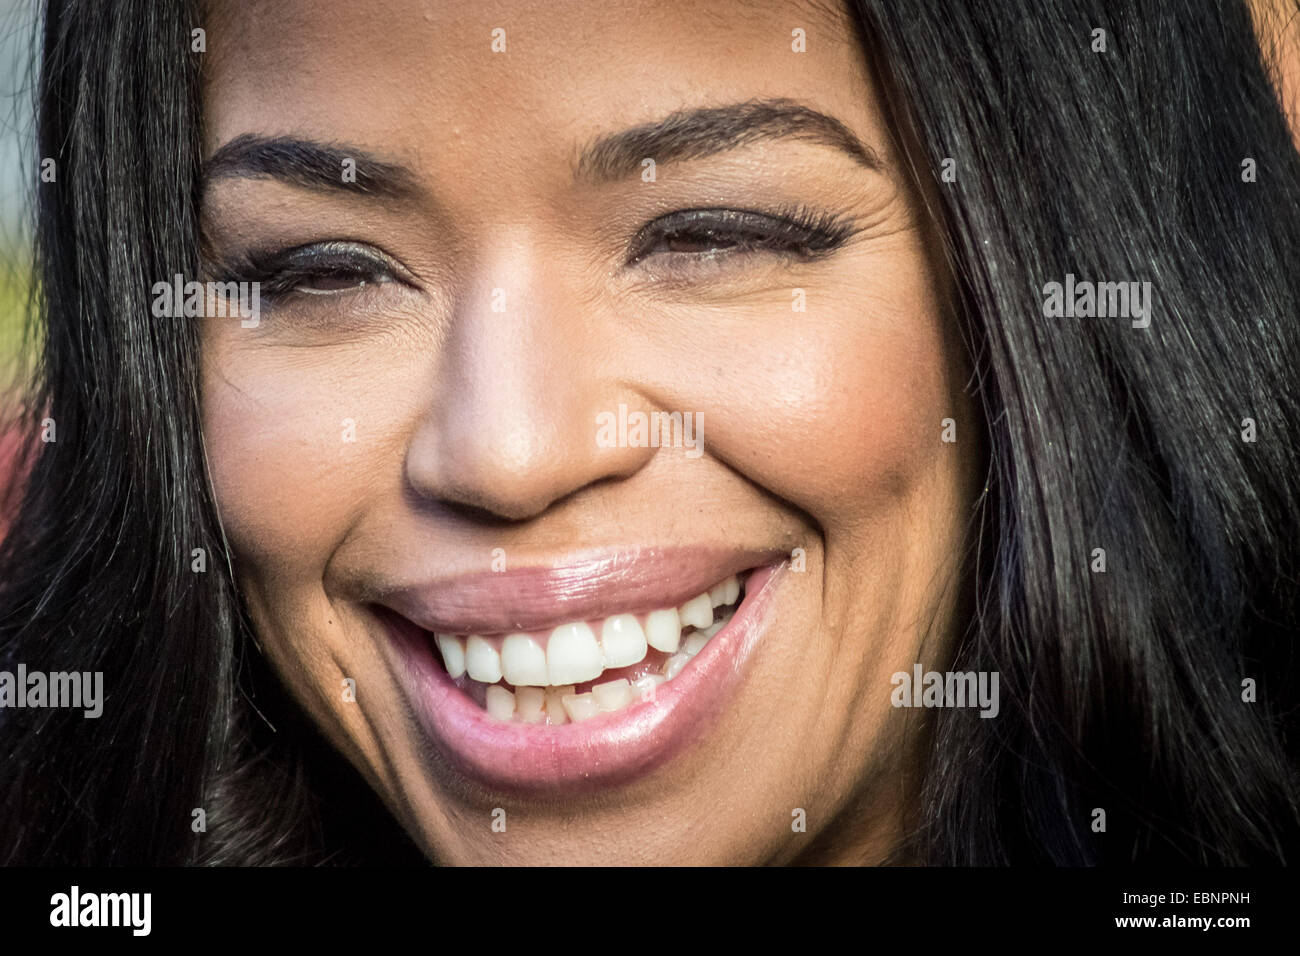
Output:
[
  {"xmin": 199, "ymin": 342, "xmax": 411, "ymax": 575},
  {"xmin": 694, "ymin": 251, "xmax": 966, "ymax": 525}
]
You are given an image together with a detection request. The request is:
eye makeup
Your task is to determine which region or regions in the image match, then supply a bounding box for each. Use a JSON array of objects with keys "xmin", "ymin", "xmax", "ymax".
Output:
[
  {"xmin": 626, "ymin": 204, "xmax": 859, "ymax": 266},
  {"xmin": 206, "ymin": 239, "xmax": 414, "ymax": 305},
  {"xmin": 203, "ymin": 201, "xmax": 861, "ymax": 314}
]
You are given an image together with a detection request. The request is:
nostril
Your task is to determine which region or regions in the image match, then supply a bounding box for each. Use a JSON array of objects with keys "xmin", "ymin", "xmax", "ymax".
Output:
[
  {"xmin": 401, "ymin": 461, "xmax": 569, "ymax": 524},
  {"xmin": 403, "ymin": 462, "xmax": 635, "ymax": 526},
  {"xmin": 426, "ymin": 497, "xmax": 526, "ymax": 527},
  {"xmin": 403, "ymin": 436, "xmax": 590, "ymax": 522}
]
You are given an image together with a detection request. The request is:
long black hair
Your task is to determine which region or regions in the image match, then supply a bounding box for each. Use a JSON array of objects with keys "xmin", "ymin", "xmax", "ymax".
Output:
[
  {"xmin": 859, "ymin": 0, "xmax": 1300, "ymax": 863},
  {"xmin": 1, "ymin": 0, "xmax": 1297, "ymax": 864}
]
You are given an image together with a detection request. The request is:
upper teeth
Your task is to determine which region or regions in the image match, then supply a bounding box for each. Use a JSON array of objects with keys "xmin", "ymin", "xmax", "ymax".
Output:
[
  {"xmin": 600, "ymin": 614, "xmax": 647, "ymax": 668},
  {"xmin": 431, "ymin": 574, "xmax": 743, "ymax": 700},
  {"xmin": 543, "ymin": 622, "xmax": 603, "ymax": 685}
]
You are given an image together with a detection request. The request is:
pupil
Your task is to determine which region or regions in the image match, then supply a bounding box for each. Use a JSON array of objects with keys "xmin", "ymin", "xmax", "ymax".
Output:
[{"xmin": 666, "ymin": 232, "xmax": 737, "ymax": 253}]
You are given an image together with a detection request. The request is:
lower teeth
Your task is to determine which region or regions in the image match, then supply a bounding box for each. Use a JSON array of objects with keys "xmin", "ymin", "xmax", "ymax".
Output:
[{"xmin": 436, "ymin": 600, "xmax": 739, "ymax": 725}]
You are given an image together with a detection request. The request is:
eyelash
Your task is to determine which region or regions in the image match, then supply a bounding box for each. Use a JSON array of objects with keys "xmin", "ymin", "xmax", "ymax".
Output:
[
  {"xmin": 211, "ymin": 205, "xmax": 856, "ymax": 304},
  {"xmin": 626, "ymin": 205, "xmax": 857, "ymax": 268},
  {"xmin": 211, "ymin": 241, "xmax": 402, "ymax": 304}
]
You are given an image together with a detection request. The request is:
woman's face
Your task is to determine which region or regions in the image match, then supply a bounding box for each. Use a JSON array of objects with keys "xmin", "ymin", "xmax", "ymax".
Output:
[{"xmin": 199, "ymin": 0, "xmax": 979, "ymax": 864}]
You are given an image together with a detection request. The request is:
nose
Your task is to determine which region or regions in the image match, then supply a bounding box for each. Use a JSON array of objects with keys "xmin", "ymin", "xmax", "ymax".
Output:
[{"xmin": 404, "ymin": 251, "xmax": 652, "ymax": 522}]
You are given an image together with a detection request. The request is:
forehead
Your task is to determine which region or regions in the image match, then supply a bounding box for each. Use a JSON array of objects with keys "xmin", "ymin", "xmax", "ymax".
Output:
[{"xmin": 202, "ymin": 0, "xmax": 883, "ymax": 167}]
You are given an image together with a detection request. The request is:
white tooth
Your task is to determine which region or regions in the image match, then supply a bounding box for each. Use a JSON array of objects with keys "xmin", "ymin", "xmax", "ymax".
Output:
[
  {"xmin": 600, "ymin": 614, "xmax": 648, "ymax": 668},
  {"xmin": 723, "ymin": 576, "xmax": 741, "ymax": 605},
  {"xmin": 663, "ymin": 652, "xmax": 691, "ymax": 680},
  {"xmin": 486, "ymin": 685, "xmax": 515, "ymax": 721},
  {"xmin": 644, "ymin": 608, "xmax": 682, "ymax": 653},
  {"xmin": 501, "ymin": 633, "xmax": 549, "ymax": 686},
  {"xmin": 683, "ymin": 632, "xmax": 709, "ymax": 656},
  {"xmin": 592, "ymin": 678, "xmax": 632, "ymax": 712},
  {"xmin": 465, "ymin": 635, "xmax": 502, "ymax": 684},
  {"xmin": 632, "ymin": 675, "xmax": 659, "ymax": 703},
  {"xmin": 545, "ymin": 685, "xmax": 575, "ymax": 725},
  {"xmin": 700, "ymin": 617, "xmax": 727, "ymax": 639},
  {"xmin": 435, "ymin": 634, "xmax": 466, "ymax": 679},
  {"xmin": 547, "ymin": 622, "xmax": 604, "ymax": 685},
  {"xmin": 709, "ymin": 575, "xmax": 740, "ymax": 607},
  {"xmin": 562, "ymin": 691, "xmax": 599, "ymax": 722},
  {"xmin": 516, "ymin": 687, "xmax": 546, "ymax": 723},
  {"xmin": 678, "ymin": 593, "xmax": 713, "ymax": 629}
]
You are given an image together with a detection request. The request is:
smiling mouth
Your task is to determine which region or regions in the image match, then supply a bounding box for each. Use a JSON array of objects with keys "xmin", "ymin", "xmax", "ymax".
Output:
[
  {"xmin": 371, "ymin": 574, "xmax": 748, "ymax": 723},
  {"xmin": 422, "ymin": 573, "xmax": 746, "ymax": 724},
  {"xmin": 374, "ymin": 551, "xmax": 785, "ymax": 790}
]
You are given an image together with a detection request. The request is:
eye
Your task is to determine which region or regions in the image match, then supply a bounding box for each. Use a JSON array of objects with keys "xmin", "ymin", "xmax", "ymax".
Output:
[
  {"xmin": 211, "ymin": 240, "xmax": 411, "ymax": 303},
  {"xmin": 626, "ymin": 206, "xmax": 856, "ymax": 269},
  {"xmin": 291, "ymin": 267, "xmax": 384, "ymax": 296}
]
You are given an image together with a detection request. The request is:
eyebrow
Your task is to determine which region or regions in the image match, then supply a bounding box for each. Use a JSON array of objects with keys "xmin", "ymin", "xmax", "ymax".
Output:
[
  {"xmin": 575, "ymin": 98, "xmax": 884, "ymax": 182},
  {"xmin": 202, "ymin": 98, "xmax": 883, "ymax": 198},
  {"xmin": 202, "ymin": 135, "xmax": 421, "ymax": 199}
]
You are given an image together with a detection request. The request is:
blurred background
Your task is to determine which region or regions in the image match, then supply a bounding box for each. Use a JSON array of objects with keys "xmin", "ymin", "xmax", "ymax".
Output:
[{"xmin": 0, "ymin": 0, "xmax": 33, "ymax": 377}]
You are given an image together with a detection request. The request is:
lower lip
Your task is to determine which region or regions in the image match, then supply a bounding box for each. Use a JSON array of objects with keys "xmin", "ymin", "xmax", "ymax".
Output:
[{"xmin": 384, "ymin": 563, "xmax": 785, "ymax": 794}]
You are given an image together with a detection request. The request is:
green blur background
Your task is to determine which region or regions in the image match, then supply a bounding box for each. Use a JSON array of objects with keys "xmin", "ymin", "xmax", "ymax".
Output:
[
  {"xmin": 0, "ymin": 0, "xmax": 34, "ymax": 381},
  {"xmin": 0, "ymin": 267, "xmax": 26, "ymax": 376}
]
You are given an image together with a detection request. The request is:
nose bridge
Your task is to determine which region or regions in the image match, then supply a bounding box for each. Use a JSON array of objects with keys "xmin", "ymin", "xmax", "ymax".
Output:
[{"xmin": 405, "ymin": 244, "xmax": 647, "ymax": 521}]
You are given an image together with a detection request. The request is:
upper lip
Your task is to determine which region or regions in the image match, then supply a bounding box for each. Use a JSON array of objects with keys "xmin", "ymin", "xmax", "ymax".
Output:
[{"xmin": 375, "ymin": 546, "xmax": 783, "ymax": 635}]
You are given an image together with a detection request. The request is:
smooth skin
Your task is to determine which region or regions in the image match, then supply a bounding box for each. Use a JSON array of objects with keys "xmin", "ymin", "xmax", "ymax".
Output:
[{"xmin": 199, "ymin": 0, "xmax": 980, "ymax": 864}]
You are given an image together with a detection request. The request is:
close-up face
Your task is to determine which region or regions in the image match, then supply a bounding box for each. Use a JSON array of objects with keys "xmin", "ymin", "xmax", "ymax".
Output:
[
  {"xmin": 197, "ymin": 0, "xmax": 981, "ymax": 865},
  {"xmin": 5, "ymin": 0, "xmax": 1300, "ymax": 901}
]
